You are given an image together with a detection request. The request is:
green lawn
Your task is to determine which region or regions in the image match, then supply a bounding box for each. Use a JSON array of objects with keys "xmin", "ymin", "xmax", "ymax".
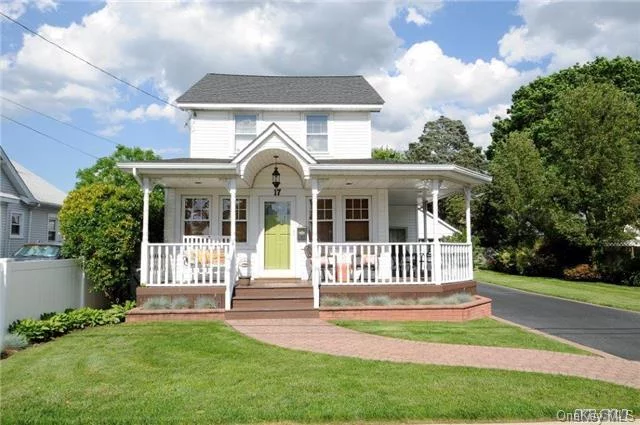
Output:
[
  {"xmin": 476, "ymin": 269, "xmax": 640, "ymax": 312},
  {"xmin": 2, "ymin": 322, "xmax": 638, "ymax": 424},
  {"xmin": 333, "ymin": 318, "xmax": 591, "ymax": 354}
]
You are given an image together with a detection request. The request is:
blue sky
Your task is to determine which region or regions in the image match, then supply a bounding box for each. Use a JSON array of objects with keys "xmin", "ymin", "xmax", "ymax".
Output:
[{"xmin": 1, "ymin": 0, "xmax": 639, "ymax": 193}]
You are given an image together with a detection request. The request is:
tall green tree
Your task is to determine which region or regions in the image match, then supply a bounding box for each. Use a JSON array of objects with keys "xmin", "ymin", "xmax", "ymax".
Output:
[
  {"xmin": 406, "ymin": 116, "xmax": 487, "ymax": 171},
  {"xmin": 59, "ymin": 145, "xmax": 164, "ymax": 301},
  {"xmin": 486, "ymin": 131, "xmax": 549, "ymax": 248},
  {"xmin": 546, "ymin": 82, "xmax": 640, "ymax": 252}
]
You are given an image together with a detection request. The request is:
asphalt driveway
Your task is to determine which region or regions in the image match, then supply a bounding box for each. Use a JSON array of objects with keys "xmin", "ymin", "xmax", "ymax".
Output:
[{"xmin": 477, "ymin": 283, "xmax": 640, "ymax": 360}]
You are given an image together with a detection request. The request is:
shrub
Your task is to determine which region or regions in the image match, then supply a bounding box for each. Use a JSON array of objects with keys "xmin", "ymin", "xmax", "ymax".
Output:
[
  {"xmin": 321, "ymin": 297, "xmax": 361, "ymax": 307},
  {"xmin": 563, "ymin": 264, "xmax": 602, "ymax": 281},
  {"xmin": 171, "ymin": 297, "xmax": 190, "ymax": 309},
  {"xmin": 194, "ymin": 296, "xmax": 217, "ymax": 309},
  {"xmin": 142, "ymin": 297, "xmax": 171, "ymax": 310},
  {"xmin": 10, "ymin": 303, "xmax": 134, "ymax": 344},
  {"xmin": 366, "ymin": 295, "xmax": 391, "ymax": 306},
  {"xmin": 3, "ymin": 333, "xmax": 28, "ymax": 350},
  {"xmin": 39, "ymin": 312, "xmax": 57, "ymax": 320}
]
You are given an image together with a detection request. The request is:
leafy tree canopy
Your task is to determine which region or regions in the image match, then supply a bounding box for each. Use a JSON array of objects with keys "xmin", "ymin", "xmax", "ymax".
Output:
[
  {"xmin": 489, "ymin": 56, "xmax": 640, "ymax": 160},
  {"xmin": 406, "ymin": 116, "xmax": 487, "ymax": 171}
]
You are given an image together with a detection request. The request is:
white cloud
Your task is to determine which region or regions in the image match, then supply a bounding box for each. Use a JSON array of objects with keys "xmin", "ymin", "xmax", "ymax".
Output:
[
  {"xmin": 499, "ymin": 1, "xmax": 640, "ymax": 70},
  {"xmin": 0, "ymin": 0, "xmax": 57, "ymax": 19},
  {"xmin": 95, "ymin": 125, "xmax": 123, "ymax": 138},
  {"xmin": 367, "ymin": 41, "xmax": 539, "ymax": 149},
  {"xmin": 406, "ymin": 7, "xmax": 428, "ymax": 26}
]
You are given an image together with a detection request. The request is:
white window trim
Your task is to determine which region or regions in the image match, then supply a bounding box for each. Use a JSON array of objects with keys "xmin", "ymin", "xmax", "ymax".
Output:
[
  {"xmin": 306, "ymin": 196, "xmax": 335, "ymax": 243},
  {"xmin": 220, "ymin": 196, "xmax": 249, "ymax": 244},
  {"xmin": 343, "ymin": 197, "xmax": 372, "ymax": 242},
  {"xmin": 234, "ymin": 113, "xmax": 259, "ymax": 153},
  {"xmin": 181, "ymin": 196, "xmax": 213, "ymax": 237},
  {"xmin": 10, "ymin": 211, "xmax": 24, "ymax": 239},
  {"xmin": 305, "ymin": 112, "xmax": 330, "ymax": 153},
  {"xmin": 47, "ymin": 213, "xmax": 58, "ymax": 242}
]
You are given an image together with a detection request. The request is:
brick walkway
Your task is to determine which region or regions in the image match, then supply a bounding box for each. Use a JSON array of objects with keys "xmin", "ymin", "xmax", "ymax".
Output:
[{"xmin": 227, "ymin": 319, "xmax": 640, "ymax": 389}]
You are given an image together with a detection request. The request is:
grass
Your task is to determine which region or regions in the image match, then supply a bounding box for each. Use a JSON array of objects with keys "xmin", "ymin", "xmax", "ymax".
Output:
[
  {"xmin": 476, "ymin": 269, "xmax": 640, "ymax": 312},
  {"xmin": 333, "ymin": 318, "xmax": 591, "ymax": 355},
  {"xmin": 2, "ymin": 322, "xmax": 638, "ymax": 424}
]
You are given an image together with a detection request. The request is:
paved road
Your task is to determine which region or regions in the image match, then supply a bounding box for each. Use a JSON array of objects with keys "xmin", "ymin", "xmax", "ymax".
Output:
[{"xmin": 477, "ymin": 283, "xmax": 640, "ymax": 360}]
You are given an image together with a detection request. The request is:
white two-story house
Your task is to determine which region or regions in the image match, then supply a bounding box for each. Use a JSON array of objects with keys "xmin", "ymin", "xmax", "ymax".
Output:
[{"xmin": 119, "ymin": 74, "xmax": 490, "ymax": 316}]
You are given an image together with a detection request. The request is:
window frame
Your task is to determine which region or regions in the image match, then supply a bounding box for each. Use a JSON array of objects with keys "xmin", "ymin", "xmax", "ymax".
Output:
[
  {"xmin": 305, "ymin": 113, "xmax": 329, "ymax": 153},
  {"xmin": 344, "ymin": 197, "xmax": 371, "ymax": 242},
  {"xmin": 182, "ymin": 196, "xmax": 212, "ymax": 237},
  {"xmin": 234, "ymin": 113, "xmax": 258, "ymax": 153},
  {"xmin": 306, "ymin": 197, "xmax": 335, "ymax": 242},
  {"xmin": 220, "ymin": 197, "xmax": 249, "ymax": 243},
  {"xmin": 9, "ymin": 211, "xmax": 24, "ymax": 239},
  {"xmin": 47, "ymin": 214, "xmax": 58, "ymax": 242}
]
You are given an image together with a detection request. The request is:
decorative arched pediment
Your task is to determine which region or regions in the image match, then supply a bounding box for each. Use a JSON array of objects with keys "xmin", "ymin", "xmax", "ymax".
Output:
[{"xmin": 232, "ymin": 123, "xmax": 316, "ymax": 187}]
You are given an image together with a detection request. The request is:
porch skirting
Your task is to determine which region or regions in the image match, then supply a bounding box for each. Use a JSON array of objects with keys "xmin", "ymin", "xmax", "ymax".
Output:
[
  {"xmin": 320, "ymin": 280, "xmax": 476, "ymax": 301},
  {"xmin": 136, "ymin": 286, "xmax": 225, "ymax": 308}
]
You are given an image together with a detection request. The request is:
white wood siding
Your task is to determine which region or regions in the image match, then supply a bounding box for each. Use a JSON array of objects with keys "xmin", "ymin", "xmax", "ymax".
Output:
[
  {"xmin": 190, "ymin": 111, "xmax": 233, "ymax": 158},
  {"xmin": 189, "ymin": 110, "xmax": 372, "ymax": 160},
  {"xmin": 389, "ymin": 205, "xmax": 418, "ymax": 242},
  {"xmin": 328, "ymin": 112, "xmax": 371, "ymax": 159},
  {"xmin": 1, "ymin": 169, "xmax": 19, "ymax": 196}
]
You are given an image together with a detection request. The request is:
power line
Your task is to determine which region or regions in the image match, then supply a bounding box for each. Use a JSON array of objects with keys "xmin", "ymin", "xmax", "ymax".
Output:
[
  {"xmin": 1, "ymin": 96, "xmax": 119, "ymax": 147},
  {"xmin": 1, "ymin": 114, "xmax": 99, "ymax": 159},
  {"xmin": 0, "ymin": 12, "xmax": 180, "ymax": 111}
]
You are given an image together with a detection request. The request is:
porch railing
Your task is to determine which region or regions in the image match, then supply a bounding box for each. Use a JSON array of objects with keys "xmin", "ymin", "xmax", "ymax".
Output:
[
  {"xmin": 182, "ymin": 235, "xmax": 230, "ymax": 244},
  {"xmin": 316, "ymin": 242, "xmax": 435, "ymax": 285},
  {"xmin": 440, "ymin": 243, "xmax": 473, "ymax": 283},
  {"xmin": 145, "ymin": 242, "xmax": 231, "ymax": 286},
  {"xmin": 315, "ymin": 242, "xmax": 473, "ymax": 285}
]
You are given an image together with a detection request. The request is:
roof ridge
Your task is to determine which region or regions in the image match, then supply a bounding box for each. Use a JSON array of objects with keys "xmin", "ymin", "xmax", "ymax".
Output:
[{"xmin": 204, "ymin": 73, "xmax": 365, "ymax": 78}]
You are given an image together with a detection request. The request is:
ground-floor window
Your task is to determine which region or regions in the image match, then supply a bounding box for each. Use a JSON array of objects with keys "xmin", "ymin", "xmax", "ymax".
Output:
[
  {"xmin": 47, "ymin": 214, "xmax": 58, "ymax": 241},
  {"xmin": 307, "ymin": 198, "xmax": 333, "ymax": 242},
  {"xmin": 10, "ymin": 212, "xmax": 23, "ymax": 238},
  {"xmin": 183, "ymin": 197, "xmax": 211, "ymax": 236},
  {"xmin": 222, "ymin": 198, "xmax": 248, "ymax": 242},
  {"xmin": 345, "ymin": 198, "xmax": 370, "ymax": 241}
]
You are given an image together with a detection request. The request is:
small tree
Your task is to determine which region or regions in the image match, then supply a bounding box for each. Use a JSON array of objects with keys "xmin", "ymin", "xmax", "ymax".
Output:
[
  {"xmin": 59, "ymin": 146, "xmax": 164, "ymax": 301},
  {"xmin": 371, "ymin": 147, "xmax": 405, "ymax": 162}
]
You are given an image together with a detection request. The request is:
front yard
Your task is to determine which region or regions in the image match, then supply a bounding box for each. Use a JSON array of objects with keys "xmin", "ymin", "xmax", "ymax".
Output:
[
  {"xmin": 333, "ymin": 318, "xmax": 591, "ymax": 354},
  {"xmin": 2, "ymin": 321, "xmax": 638, "ymax": 424},
  {"xmin": 476, "ymin": 269, "xmax": 640, "ymax": 312}
]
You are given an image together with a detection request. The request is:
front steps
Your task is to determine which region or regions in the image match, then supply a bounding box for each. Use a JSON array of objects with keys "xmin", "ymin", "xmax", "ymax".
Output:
[{"xmin": 226, "ymin": 281, "xmax": 318, "ymax": 319}]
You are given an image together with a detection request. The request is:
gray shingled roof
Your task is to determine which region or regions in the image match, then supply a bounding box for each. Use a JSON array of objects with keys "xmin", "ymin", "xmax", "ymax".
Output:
[{"xmin": 176, "ymin": 74, "xmax": 385, "ymax": 105}]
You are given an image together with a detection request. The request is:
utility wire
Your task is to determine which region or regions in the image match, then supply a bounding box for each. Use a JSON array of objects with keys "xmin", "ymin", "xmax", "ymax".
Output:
[
  {"xmin": 1, "ymin": 96, "xmax": 119, "ymax": 146},
  {"xmin": 1, "ymin": 114, "xmax": 99, "ymax": 159},
  {"xmin": 0, "ymin": 12, "xmax": 180, "ymax": 111}
]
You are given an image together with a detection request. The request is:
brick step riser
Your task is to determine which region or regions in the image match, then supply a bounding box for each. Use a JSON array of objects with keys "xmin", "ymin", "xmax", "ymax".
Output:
[
  {"xmin": 234, "ymin": 289, "xmax": 313, "ymax": 298},
  {"xmin": 225, "ymin": 310, "xmax": 319, "ymax": 320},
  {"xmin": 233, "ymin": 299, "xmax": 313, "ymax": 309}
]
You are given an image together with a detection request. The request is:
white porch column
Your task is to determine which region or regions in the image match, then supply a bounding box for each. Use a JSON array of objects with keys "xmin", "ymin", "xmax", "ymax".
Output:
[
  {"xmin": 140, "ymin": 177, "xmax": 150, "ymax": 284},
  {"xmin": 311, "ymin": 178, "xmax": 320, "ymax": 308},
  {"xmin": 431, "ymin": 180, "xmax": 442, "ymax": 284},
  {"xmin": 226, "ymin": 179, "xmax": 237, "ymax": 310},
  {"xmin": 464, "ymin": 186, "xmax": 473, "ymax": 280},
  {"xmin": 422, "ymin": 188, "xmax": 429, "ymax": 242}
]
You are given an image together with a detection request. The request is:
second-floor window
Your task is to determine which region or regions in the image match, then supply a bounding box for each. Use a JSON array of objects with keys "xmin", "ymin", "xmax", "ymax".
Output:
[
  {"xmin": 48, "ymin": 215, "xmax": 58, "ymax": 241},
  {"xmin": 235, "ymin": 114, "xmax": 257, "ymax": 152},
  {"xmin": 307, "ymin": 115, "xmax": 328, "ymax": 152}
]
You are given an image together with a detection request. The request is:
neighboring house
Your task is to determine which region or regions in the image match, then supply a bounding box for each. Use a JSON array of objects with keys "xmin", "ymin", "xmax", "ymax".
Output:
[
  {"xmin": 0, "ymin": 147, "xmax": 66, "ymax": 257},
  {"xmin": 119, "ymin": 74, "xmax": 490, "ymax": 312}
]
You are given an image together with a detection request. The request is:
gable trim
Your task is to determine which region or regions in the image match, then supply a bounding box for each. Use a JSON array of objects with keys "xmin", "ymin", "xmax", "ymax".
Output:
[
  {"xmin": 0, "ymin": 147, "xmax": 37, "ymax": 204},
  {"xmin": 232, "ymin": 123, "xmax": 317, "ymax": 166}
]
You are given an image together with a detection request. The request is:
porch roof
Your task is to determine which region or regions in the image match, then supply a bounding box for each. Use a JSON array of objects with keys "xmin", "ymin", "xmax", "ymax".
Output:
[{"xmin": 117, "ymin": 158, "xmax": 491, "ymax": 193}]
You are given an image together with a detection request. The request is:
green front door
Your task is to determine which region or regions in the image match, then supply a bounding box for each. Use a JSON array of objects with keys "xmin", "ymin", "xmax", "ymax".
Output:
[{"xmin": 264, "ymin": 201, "xmax": 291, "ymax": 269}]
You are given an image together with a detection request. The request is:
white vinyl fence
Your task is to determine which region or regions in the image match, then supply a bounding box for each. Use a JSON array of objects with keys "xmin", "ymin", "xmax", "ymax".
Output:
[{"xmin": 0, "ymin": 259, "xmax": 108, "ymax": 349}]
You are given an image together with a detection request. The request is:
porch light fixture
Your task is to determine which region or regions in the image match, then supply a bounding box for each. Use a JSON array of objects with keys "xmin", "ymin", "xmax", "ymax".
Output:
[{"xmin": 272, "ymin": 155, "xmax": 281, "ymax": 196}]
